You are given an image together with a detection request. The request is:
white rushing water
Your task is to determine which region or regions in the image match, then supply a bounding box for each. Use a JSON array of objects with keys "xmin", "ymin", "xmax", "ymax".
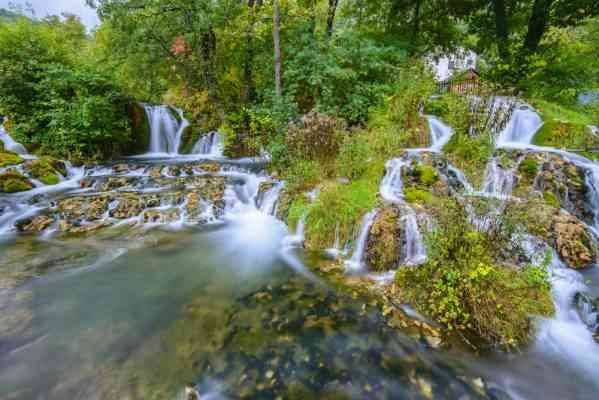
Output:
[
  {"xmin": 402, "ymin": 212, "xmax": 426, "ymax": 265},
  {"xmin": 427, "ymin": 116, "xmax": 453, "ymax": 152},
  {"xmin": 144, "ymin": 105, "xmax": 189, "ymax": 155},
  {"xmin": 480, "ymin": 157, "xmax": 520, "ymax": 198},
  {"xmin": 496, "ymin": 104, "xmax": 543, "ymax": 147},
  {"xmin": 344, "ymin": 210, "xmax": 378, "ymax": 273},
  {"xmin": 192, "ymin": 131, "xmax": 224, "ymax": 157},
  {"xmin": 0, "ymin": 125, "xmax": 28, "ymax": 155}
]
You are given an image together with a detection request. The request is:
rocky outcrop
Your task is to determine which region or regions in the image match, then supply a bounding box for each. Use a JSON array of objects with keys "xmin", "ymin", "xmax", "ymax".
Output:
[
  {"xmin": 551, "ymin": 211, "xmax": 596, "ymax": 269},
  {"xmin": 23, "ymin": 157, "xmax": 64, "ymax": 185},
  {"xmin": 535, "ymin": 154, "xmax": 589, "ymax": 221},
  {"xmin": 365, "ymin": 206, "xmax": 402, "ymax": 271}
]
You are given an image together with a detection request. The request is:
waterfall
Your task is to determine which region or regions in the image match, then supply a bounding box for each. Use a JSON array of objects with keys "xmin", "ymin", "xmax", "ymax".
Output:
[
  {"xmin": 446, "ymin": 163, "xmax": 474, "ymax": 193},
  {"xmin": 496, "ymin": 104, "xmax": 543, "ymax": 146},
  {"xmin": 481, "ymin": 157, "xmax": 518, "ymax": 198},
  {"xmin": 344, "ymin": 210, "xmax": 378, "ymax": 273},
  {"xmin": 0, "ymin": 125, "xmax": 28, "ymax": 155},
  {"xmin": 192, "ymin": 131, "xmax": 223, "ymax": 157},
  {"xmin": 402, "ymin": 212, "xmax": 426, "ymax": 265},
  {"xmin": 534, "ymin": 251, "xmax": 599, "ymax": 377},
  {"xmin": 380, "ymin": 158, "xmax": 407, "ymax": 202},
  {"xmin": 427, "ymin": 116, "xmax": 453, "ymax": 152},
  {"xmin": 258, "ymin": 182, "xmax": 284, "ymax": 216},
  {"xmin": 584, "ymin": 166, "xmax": 599, "ymax": 234},
  {"xmin": 144, "ymin": 105, "xmax": 189, "ymax": 154}
]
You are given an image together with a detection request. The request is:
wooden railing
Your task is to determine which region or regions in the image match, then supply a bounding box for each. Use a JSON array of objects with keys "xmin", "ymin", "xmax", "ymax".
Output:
[{"xmin": 437, "ymin": 77, "xmax": 481, "ymax": 95}]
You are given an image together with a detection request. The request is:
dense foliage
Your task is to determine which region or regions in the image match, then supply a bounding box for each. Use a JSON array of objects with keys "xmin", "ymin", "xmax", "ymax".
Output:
[{"xmin": 0, "ymin": 16, "xmax": 130, "ymax": 159}]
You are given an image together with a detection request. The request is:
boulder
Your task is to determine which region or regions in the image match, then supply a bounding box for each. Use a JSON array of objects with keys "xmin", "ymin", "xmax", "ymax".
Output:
[
  {"xmin": 0, "ymin": 170, "xmax": 33, "ymax": 193},
  {"xmin": 552, "ymin": 211, "xmax": 596, "ymax": 269},
  {"xmin": 365, "ymin": 206, "xmax": 401, "ymax": 271}
]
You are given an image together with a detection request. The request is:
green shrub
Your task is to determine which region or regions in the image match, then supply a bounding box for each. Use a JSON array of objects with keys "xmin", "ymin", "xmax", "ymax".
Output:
[
  {"xmin": 395, "ymin": 200, "xmax": 554, "ymax": 348},
  {"xmin": 412, "ymin": 164, "xmax": 438, "ymax": 186},
  {"xmin": 519, "ymin": 158, "xmax": 539, "ymax": 178},
  {"xmin": 336, "ymin": 134, "xmax": 372, "ymax": 180}
]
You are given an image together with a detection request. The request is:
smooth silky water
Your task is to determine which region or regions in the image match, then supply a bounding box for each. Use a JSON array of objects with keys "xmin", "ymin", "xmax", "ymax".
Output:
[{"xmin": 2, "ymin": 103, "xmax": 599, "ymax": 399}]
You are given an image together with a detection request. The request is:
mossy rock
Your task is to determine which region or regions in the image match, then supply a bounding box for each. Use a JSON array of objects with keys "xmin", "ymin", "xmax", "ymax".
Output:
[
  {"xmin": 0, "ymin": 150, "xmax": 23, "ymax": 167},
  {"xmin": 24, "ymin": 158, "xmax": 62, "ymax": 185},
  {"xmin": 0, "ymin": 170, "xmax": 33, "ymax": 193},
  {"xmin": 412, "ymin": 164, "xmax": 438, "ymax": 186},
  {"xmin": 365, "ymin": 207, "xmax": 401, "ymax": 271}
]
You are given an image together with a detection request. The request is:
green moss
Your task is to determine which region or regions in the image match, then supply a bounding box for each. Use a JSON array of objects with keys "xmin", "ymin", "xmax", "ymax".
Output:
[
  {"xmin": 0, "ymin": 170, "xmax": 33, "ymax": 193},
  {"xmin": 25, "ymin": 158, "xmax": 61, "ymax": 186},
  {"xmin": 404, "ymin": 187, "xmax": 434, "ymax": 205},
  {"xmin": 531, "ymin": 99, "xmax": 599, "ymax": 160},
  {"xmin": 543, "ymin": 191, "xmax": 560, "ymax": 208},
  {"xmin": 303, "ymin": 180, "xmax": 378, "ymax": 249},
  {"xmin": 0, "ymin": 150, "xmax": 23, "ymax": 167}
]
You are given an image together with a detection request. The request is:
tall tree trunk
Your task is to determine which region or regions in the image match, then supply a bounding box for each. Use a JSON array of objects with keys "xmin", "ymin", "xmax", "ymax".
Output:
[
  {"xmin": 326, "ymin": 0, "xmax": 339, "ymax": 38},
  {"xmin": 524, "ymin": 0, "xmax": 554, "ymax": 52},
  {"xmin": 273, "ymin": 0, "xmax": 282, "ymax": 98},
  {"xmin": 412, "ymin": 0, "xmax": 421, "ymax": 39},
  {"xmin": 387, "ymin": 0, "xmax": 402, "ymax": 33},
  {"xmin": 492, "ymin": 0, "xmax": 509, "ymax": 57},
  {"xmin": 243, "ymin": 0, "xmax": 259, "ymax": 104},
  {"xmin": 200, "ymin": 27, "xmax": 217, "ymax": 98}
]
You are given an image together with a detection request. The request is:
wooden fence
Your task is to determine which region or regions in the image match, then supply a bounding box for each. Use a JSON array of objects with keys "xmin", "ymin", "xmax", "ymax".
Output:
[{"xmin": 437, "ymin": 77, "xmax": 481, "ymax": 95}]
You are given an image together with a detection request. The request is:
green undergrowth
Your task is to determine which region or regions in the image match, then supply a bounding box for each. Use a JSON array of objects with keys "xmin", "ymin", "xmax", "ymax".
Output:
[
  {"xmin": 394, "ymin": 199, "xmax": 554, "ymax": 349},
  {"xmin": 531, "ymin": 99, "xmax": 599, "ymax": 160},
  {"xmin": 302, "ymin": 179, "xmax": 378, "ymax": 249}
]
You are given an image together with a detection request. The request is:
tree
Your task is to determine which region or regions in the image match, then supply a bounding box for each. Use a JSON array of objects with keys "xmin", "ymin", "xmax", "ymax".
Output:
[{"xmin": 273, "ymin": 0, "xmax": 282, "ymax": 98}]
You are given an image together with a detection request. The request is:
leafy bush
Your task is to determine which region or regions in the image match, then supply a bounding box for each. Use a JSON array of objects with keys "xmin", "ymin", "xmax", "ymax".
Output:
[
  {"xmin": 395, "ymin": 200, "xmax": 554, "ymax": 348},
  {"xmin": 286, "ymin": 111, "xmax": 346, "ymax": 164},
  {"xmin": 0, "ymin": 17, "xmax": 131, "ymax": 160}
]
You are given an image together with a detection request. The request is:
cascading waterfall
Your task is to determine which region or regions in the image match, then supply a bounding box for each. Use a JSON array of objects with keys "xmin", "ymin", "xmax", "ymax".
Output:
[
  {"xmin": 402, "ymin": 212, "xmax": 426, "ymax": 265},
  {"xmin": 192, "ymin": 131, "xmax": 223, "ymax": 157},
  {"xmin": 344, "ymin": 210, "xmax": 378, "ymax": 273},
  {"xmin": 378, "ymin": 156, "xmax": 427, "ymax": 266},
  {"xmin": 481, "ymin": 157, "xmax": 519, "ymax": 198},
  {"xmin": 380, "ymin": 158, "xmax": 408, "ymax": 203},
  {"xmin": 535, "ymin": 251, "xmax": 599, "ymax": 378},
  {"xmin": 496, "ymin": 104, "xmax": 543, "ymax": 146},
  {"xmin": 427, "ymin": 116, "xmax": 453, "ymax": 152},
  {"xmin": 144, "ymin": 105, "xmax": 189, "ymax": 155},
  {"xmin": 0, "ymin": 124, "xmax": 29, "ymax": 156}
]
